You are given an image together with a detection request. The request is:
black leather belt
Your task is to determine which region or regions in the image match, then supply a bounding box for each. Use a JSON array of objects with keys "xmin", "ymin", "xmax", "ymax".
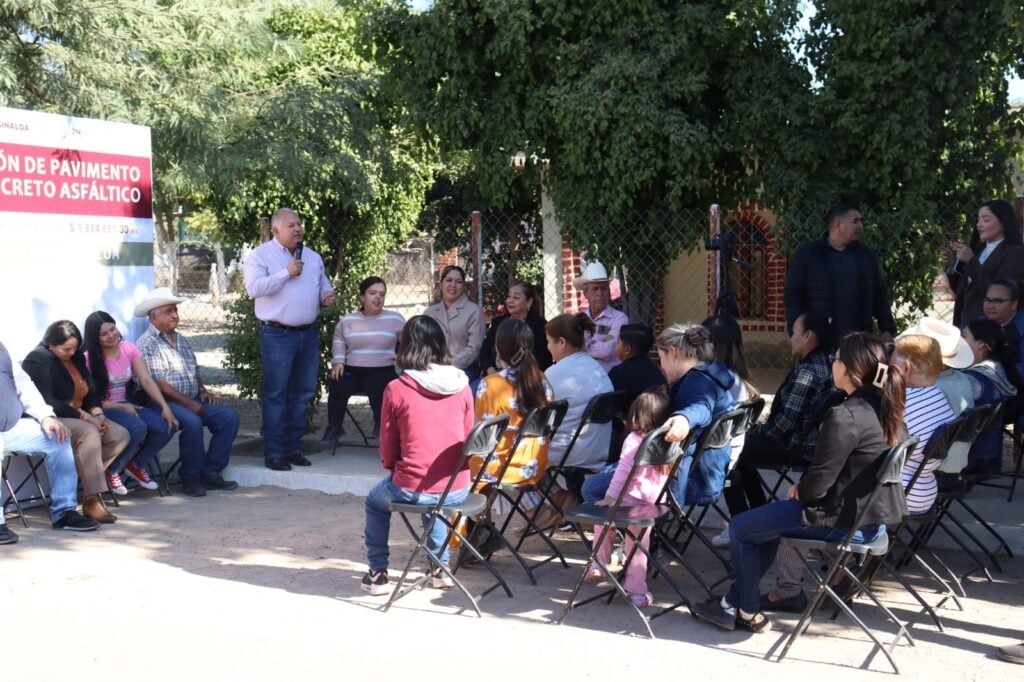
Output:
[{"xmin": 261, "ymin": 320, "xmax": 315, "ymax": 331}]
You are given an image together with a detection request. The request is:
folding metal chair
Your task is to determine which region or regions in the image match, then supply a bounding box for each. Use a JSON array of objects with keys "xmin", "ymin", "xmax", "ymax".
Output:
[
  {"xmin": 773, "ymin": 436, "xmax": 918, "ymax": 675},
  {"xmin": 921, "ymin": 401, "xmax": 1014, "ymax": 580},
  {"xmin": 2, "ymin": 450, "xmax": 51, "ymax": 528},
  {"xmin": 383, "ymin": 414, "xmax": 511, "ymax": 616},
  {"xmin": 862, "ymin": 419, "xmax": 977, "ymax": 632},
  {"xmin": 461, "ymin": 400, "xmax": 569, "ymax": 585},
  {"xmin": 652, "ymin": 401, "xmax": 765, "ymax": 608},
  {"xmin": 330, "ymin": 401, "xmax": 372, "ymax": 454},
  {"xmin": 513, "ymin": 391, "xmax": 626, "ymax": 581},
  {"xmin": 556, "ymin": 425, "xmax": 689, "ymax": 638}
]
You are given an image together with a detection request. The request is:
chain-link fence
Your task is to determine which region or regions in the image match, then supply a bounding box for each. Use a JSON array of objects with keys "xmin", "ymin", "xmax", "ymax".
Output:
[{"xmin": 156, "ymin": 198, "xmax": 1023, "ymax": 434}]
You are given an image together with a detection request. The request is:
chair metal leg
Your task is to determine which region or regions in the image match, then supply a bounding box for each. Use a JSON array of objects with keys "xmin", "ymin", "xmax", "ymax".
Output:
[
  {"xmin": 952, "ymin": 498, "xmax": 1014, "ymax": 559},
  {"xmin": 332, "ymin": 406, "xmax": 371, "ymax": 455},
  {"xmin": 557, "ymin": 524, "xmax": 657, "ymax": 639},
  {"xmin": 2, "ymin": 457, "xmax": 31, "ymax": 528},
  {"xmin": 776, "ymin": 550, "xmax": 904, "ymax": 674}
]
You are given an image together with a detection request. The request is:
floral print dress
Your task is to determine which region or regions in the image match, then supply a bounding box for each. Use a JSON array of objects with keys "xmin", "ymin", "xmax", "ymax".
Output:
[{"xmin": 472, "ymin": 367, "xmax": 555, "ymax": 488}]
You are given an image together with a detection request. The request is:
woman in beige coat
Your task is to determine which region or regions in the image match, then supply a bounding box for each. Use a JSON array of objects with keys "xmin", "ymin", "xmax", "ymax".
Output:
[{"xmin": 425, "ymin": 265, "xmax": 484, "ymax": 388}]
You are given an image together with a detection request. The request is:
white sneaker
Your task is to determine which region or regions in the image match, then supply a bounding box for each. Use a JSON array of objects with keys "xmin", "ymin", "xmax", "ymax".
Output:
[
  {"xmin": 711, "ymin": 527, "xmax": 731, "ymax": 549},
  {"xmin": 431, "ymin": 565, "xmax": 454, "ymax": 589}
]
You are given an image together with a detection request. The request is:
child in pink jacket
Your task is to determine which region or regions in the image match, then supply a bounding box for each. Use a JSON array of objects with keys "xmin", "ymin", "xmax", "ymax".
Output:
[{"xmin": 581, "ymin": 390, "xmax": 672, "ymax": 607}]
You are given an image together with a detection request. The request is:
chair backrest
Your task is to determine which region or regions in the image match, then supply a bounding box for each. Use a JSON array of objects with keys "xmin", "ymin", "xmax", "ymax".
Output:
[
  {"xmin": 518, "ymin": 399, "xmax": 569, "ymax": 440},
  {"xmin": 921, "ymin": 413, "xmax": 977, "ymax": 463},
  {"xmin": 692, "ymin": 406, "xmax": 753, "ymax": 454},
  {"xmin": 601, "ymin": 425, "xmax": 686, "ymax": 517},
  {"xmin": 633, "ymin": 424, "xmax": 686, "ymax": 468},
  {"xmin": 550, "ymin": 391, "xmax": 623, "ymax": 469},
  {"xmin": 877, "ymin": 437, "xmax": 918, "ymax": 486},
  {"xmin": 906, "ymin": 414, "xmax": 972, "ymax": 494},
  {"xmin": 972, "ymin": 399, "xmax": 1005, "ymax": 434},
  {"xmin": 444, "ymin": 414, "xmax": 510, "ymax": 499},
  {"xmin": 934, "ymin": 401, "xmax": 1003, "ymax": 474},
  {"xmin": 729, "ymin": 396, "xmax": 766, "ymax": 440},
  {"xmin": 484, "ymin": 400, "xmax": 569, "ymax": 486},
  {"xmin": 464, "ymin": 414, "xmax": 512, "ymax": 460},
  {"xmin": 838, "ymin": 435, "xmax": 917, "ymax": 547}
]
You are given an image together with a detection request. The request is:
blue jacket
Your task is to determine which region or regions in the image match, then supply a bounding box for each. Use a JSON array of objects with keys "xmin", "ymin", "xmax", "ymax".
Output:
[{"xmin": 670, "ymin": 360, "xmax": 736, "ymax": 505}]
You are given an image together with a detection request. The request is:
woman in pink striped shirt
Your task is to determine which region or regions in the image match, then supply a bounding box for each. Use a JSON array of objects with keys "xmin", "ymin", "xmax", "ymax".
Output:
[{"xmin": 323, "ymin": 277, "xmax": 405, "ymax": 442}]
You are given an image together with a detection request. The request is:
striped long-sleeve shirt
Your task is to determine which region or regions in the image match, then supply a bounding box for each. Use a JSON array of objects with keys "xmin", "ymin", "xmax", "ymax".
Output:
[
  {"xmin": 902, "ymin": 385, "xmax": 956, "ymax": 514},
  {"xmin": 331, "ymin": 310, "xmax": 405, "ymax": 368}
]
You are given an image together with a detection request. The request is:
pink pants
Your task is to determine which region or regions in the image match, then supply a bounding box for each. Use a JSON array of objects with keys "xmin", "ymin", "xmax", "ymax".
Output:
[{"xmin": 593, "ymin": 523, "xmax": 652, "ymax": 596}]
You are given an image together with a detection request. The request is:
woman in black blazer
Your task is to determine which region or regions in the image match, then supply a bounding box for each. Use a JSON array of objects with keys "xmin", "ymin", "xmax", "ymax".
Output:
[
  {"xmin": 948, "ymin": 200, "xmax": 1024, "ymax": 327},
  {"xmin": 22, "ymin": 320, "xmax": 128, "ymax": 523}
]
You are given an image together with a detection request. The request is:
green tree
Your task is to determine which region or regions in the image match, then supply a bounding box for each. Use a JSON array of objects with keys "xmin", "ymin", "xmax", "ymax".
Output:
[
  {"xmin": 367, "ymin": 0, "xmax": 811, "ymax": 324},
  {"xmin": 370, "ymin": 0, "xmax": 1024, "ymax": 326},
  {"xmin": 0, "ymin": 0, "xmax": 279, "ymax": 265},
  {"xmin": 775, "ymin": 0, "xmax": 1024, "ymax": 320}
]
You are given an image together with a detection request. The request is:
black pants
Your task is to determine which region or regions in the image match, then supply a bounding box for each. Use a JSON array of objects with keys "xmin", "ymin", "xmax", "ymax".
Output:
[
  {"xmin": 326, "ymin": 365, "xmax": 397, "ymax": 430},
  {"xmin": 723, "ymin": 432, "xmax": 803, "ymax": 516}
]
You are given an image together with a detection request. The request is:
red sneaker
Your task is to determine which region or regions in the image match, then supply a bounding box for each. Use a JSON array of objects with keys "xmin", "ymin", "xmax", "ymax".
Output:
[
  {"xmin": 124, "ymin": 463, "xmax": 159, "ymax": 490},
  {"xmin": 106, "ymin": 471, "xmax": 128, "ymax": 496}
]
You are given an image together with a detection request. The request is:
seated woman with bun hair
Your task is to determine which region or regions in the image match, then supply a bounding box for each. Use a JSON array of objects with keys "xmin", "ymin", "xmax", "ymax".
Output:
[{"xmin": 659, "ymin": 322, "xmax": 737, "ymax": 506}]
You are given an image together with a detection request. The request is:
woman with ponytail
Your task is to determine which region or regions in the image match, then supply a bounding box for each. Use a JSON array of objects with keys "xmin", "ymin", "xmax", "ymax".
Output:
[
  {"xmin": 472, "ymin": 318, "xmax": 556, "ymax": 487},
  {"xmin": 693, "ymin": 333, "xmax": 908, "ymax": 634}
]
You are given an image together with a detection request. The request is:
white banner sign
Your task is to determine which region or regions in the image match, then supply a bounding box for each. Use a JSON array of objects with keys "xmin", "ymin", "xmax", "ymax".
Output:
[{"xmin": 0, "ymin": 107, "xmax": 155, "ymax": 358}]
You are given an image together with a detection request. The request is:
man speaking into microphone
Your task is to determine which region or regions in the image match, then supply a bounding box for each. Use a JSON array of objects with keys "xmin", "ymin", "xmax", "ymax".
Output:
[{"xmin": 244, "ymin": 207, "xmax": 336, "ymax": 471}]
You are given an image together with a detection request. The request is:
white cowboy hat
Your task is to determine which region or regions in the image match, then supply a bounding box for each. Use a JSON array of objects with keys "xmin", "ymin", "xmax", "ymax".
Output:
[
  {"xmin": 573, "ymin": 261, "xmax": 611, "ymax": 290},
  {"xmin": 134, "ymin": 287, "xmax": 189, "ymax": 317},
  {"xmin": 897, "ymin": 316, "xmax": 974, "ymax": 369}
]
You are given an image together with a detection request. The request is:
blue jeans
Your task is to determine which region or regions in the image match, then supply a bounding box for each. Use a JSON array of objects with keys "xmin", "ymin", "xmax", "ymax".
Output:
[
  {"xmin": 168, "ymin": 399, "xmax": 239, "ymax": 482},
  {"xmin": 259, "ymin": 324, "xmax": 319, "ymax": 459},
  {"xmin": 364, "ymin": 476, "xmax": 469, "ymax": 572},
  {"xmin": 582, "ymin": 464, "xmax": 616, "ymax": 503},
  {"xmin": 725, "ymin": 499, "xmax": 884, "ymax": 614},
  {"xmin": 105, "ymin": 405, "xmax": 176, "ymax": 473},
  {"xmin": 2, "ymin": 418, "xmax": 79, "ymax": 522}
]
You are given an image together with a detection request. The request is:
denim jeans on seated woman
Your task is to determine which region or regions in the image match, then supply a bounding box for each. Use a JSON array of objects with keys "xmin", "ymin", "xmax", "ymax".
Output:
[
  {"xmin": 364, "ymin": 476, "xmax": 469, "ymax": 573},
  {"xmin": 723, "ymin": 499, "xmax": 884, "ymax": 615},
  {"xmin": 105, "ymin": 405, "xmax": 175, "ymax": 474}
]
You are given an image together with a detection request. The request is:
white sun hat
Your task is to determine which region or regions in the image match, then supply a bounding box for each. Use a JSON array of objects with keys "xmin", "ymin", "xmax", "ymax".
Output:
[
  {"xmin": 897, "ymin": 316, "xmax": 974, "ymax": 369},
  {"xmin": 573, "ymin": 261, "xmax": 611, "ymax": 290},
  {"xmin": 134, "ymin": 287, "xmax": 190, "ymax": 317}
]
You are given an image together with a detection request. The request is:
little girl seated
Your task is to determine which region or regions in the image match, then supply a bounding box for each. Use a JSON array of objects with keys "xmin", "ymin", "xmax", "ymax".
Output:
[{"xmin": 580, "ymin": 390, "xmax": 673, "ymax": 608}]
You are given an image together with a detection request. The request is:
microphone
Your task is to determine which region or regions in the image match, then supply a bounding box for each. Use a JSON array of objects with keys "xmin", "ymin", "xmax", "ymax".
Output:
[{"xmin": 295, "ymin": 240, "xmax": 304, "ymax": 261}]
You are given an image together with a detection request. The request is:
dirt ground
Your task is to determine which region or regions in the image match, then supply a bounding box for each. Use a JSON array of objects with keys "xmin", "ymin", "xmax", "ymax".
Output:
[{"xmin": 3, "ymin": 480, "xmax": 1022, "ymax": 682}]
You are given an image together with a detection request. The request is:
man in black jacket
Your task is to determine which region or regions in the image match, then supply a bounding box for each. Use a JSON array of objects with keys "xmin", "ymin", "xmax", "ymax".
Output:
[{"xmin": 784, "ymin": 203, "xmax": 897, "ymax": 349}]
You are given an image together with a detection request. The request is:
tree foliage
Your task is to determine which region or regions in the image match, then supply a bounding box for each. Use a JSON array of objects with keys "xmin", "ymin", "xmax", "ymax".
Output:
[
  {"xmin": 0, "ymin": 0, "xmax": 276, "ymax": 222},
  {"xmin": 369, "ymin": 0, "xmax": 1024, "ymax": 324}
]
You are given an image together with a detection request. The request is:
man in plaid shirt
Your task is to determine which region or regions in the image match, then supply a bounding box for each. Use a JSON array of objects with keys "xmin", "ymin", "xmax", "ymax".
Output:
[
  {"xmin": 136, "ymin": 288, "xmax": 239, "ymax": 497},
  {"xmin": 722, "ymin": 311, "xmax": 835, "ymax": 518}
]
